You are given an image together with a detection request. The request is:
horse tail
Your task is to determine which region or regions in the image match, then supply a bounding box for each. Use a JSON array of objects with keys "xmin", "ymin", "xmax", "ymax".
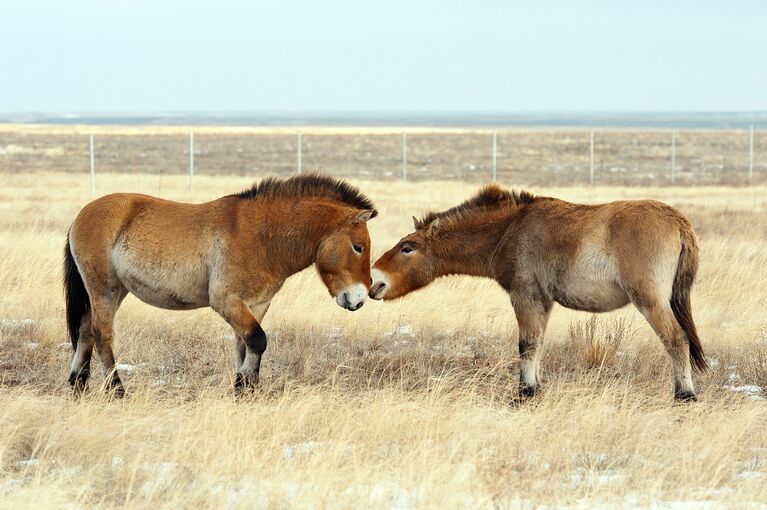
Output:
[
  {"xmin": 671, "ymin": 227, "xmax": 707, "ymax": 373},
  {"xmin": 64, "ymin": 234, "xmax": 90, "ymax": 351}
]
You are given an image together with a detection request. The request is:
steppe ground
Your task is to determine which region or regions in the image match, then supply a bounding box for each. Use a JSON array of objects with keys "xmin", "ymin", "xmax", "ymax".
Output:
[{"xmin": 1, "ymin": 126, "xmax": 766, "ymax": 508}]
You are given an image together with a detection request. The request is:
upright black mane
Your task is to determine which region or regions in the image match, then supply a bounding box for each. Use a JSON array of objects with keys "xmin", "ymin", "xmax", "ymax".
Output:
[
  {"xmin": 231, "ymin": 174, "xmax": 375, "ymax": 211},
  {"xmin": 417, "ymin": 185, "xmax": 534, "ymax": 228}
]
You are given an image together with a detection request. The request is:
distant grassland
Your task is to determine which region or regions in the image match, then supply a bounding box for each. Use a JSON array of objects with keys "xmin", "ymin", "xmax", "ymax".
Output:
[
  {"xmin": 0, "ymin": 124, "xmax": 764, "ymax": 186},
  {"xmin": 1, "ymin": 168, "xmax": 766, "ymax": 507}
]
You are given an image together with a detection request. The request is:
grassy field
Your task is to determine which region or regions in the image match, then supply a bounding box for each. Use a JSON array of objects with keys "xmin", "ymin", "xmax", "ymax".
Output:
[
  {"xmin": 1, "ymin": 169, "xmax": 766, "ymax": 508},
  {"xmin": 1, "ymin": 124, "xmax": 764, "ymax": 186}
]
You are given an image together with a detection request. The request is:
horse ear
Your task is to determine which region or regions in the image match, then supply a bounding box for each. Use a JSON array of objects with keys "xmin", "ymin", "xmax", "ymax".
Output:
[
  {"xmin": 427, "ymin": 217, "xmax": 441, "ymax": 235},
  {"xmin": 412, "ymin": 216, "xmax": 420, "ymax": 229},
  {"xmin": 354, "ymin": 210, "xmax": 378, "ymax": 223}
]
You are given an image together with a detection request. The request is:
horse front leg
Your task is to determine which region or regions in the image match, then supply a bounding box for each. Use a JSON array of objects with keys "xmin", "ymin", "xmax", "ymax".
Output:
[
  {"xmin": 213, "ymin": 295, "xmax": 270, "ymax": 394},
  {"xmin": 512, "ymin": 297, "xmax": 553, "ymax": 399}
]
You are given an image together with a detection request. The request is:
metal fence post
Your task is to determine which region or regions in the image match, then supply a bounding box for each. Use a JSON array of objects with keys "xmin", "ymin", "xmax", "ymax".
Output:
[
  {"xmin": 402, "ymin": 131, "xmax": 408, "ymax": 182},
  {"xmin": 749, "ymin": 125, "xmax": 754, "ymax": 182},
  {"xmin": 89, "ymin": 133, "xmax": 95, "ymax": 195},
  {"xmin": 189, "ymin": 131, "xmax": 194, "ymax": 191},
  {"xmin": 589, "ymin": 129, "xmax": 594, "ymax": 185},
  {"xmin": 492, "ymin": 130, "xmax": 497, "ymax": 182},
  {"xmin": 671, "ymin": 129, "xmax": 677, "ymax": 185},
  {"xmin": 297, "ymin": 132, "xmax": 302, "ymax": 174}
]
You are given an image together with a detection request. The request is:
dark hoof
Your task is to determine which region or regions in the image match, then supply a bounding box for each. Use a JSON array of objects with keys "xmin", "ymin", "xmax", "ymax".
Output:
[
  {"xmin": 110, "ymin": 385, "xmax": 126, "ymax": 399},
  {"xmin": 108, "ymin": 376, "xmax": 126, "ymax": 399},
  {"xmin": 518, "ymin": 383, "xmax": 537, "ymax": 399},
  {"xmin": 674, "ymin": 390, "xmax": 697, "ymax": 403},
  {"xmin": 68, "ymin": 369, "xmax": 90, "ymax": 395},
  {"xmin": 234, "ymin": 372, "xmax": 258, "ymax": 396},
  {"xmin": 509, "ymin": 397, "xmax": 528, "ymax": 408}
]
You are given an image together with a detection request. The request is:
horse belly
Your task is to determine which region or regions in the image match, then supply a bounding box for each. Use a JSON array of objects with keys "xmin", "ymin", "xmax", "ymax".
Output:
[
  {"xmin": 551, "ymin": 246, "xmax": 630, "ymax": 312},
  {"xmin": 112, "ymin": 248, "xmax": 209, "ymax": 310}
]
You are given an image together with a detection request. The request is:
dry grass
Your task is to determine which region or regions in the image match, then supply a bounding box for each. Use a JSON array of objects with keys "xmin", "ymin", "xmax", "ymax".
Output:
[{"xmin": 1, "ymin": 170, "xmax": 767, "ymax": 508}]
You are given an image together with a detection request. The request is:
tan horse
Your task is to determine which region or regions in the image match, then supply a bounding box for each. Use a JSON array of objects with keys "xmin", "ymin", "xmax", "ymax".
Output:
[
  {"xmin": 64, "ymin": 174, "xmax": 377, "ymax": 396},
  {"xmin": 370, "ymin": 185, "xmax": 706, "ymax": 401}
]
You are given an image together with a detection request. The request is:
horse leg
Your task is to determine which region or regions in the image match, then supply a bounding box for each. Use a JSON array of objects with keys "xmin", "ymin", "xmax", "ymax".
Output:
[
  {"xmin": 235, "ymin": 337, "xmax": 246, "ymax": 367},
  {"xmin": 512, "ymin": 297, "xmax": 553, "ymax": 398},
  {"xmin": 212, "ymin": 295, "xmax": 268, "ymax": 394},
  {"xmin": 633, "ymin": 297, "xmax": 696, "ymax": 401},
  {"xmin": 91, "ymin": 290, "xmax": 127, "ymax": 398},
  {"xmin": 68, "ymin": 310, "xmax": 95, "ymax": 395},
  {"xmin": 234, "ymin": 302, "xmax": 270, "ymax": 369}
]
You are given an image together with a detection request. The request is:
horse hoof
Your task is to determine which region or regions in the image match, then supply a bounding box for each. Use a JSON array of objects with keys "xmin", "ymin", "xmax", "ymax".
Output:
[
  {"xmin": 106, "ymin": 376, "xmax": 126, "ymax": 399},
  {"xmin": 233, "ymin": 373, "xmax": 258, "ymax": 396},
  {"xmin": 68, "ymin": 370, "xmax": 90, "ymax": 396},
  {"xmin": 108, "ymin": 385, "xmax": 126, "ymax": 399},
  {"xmin": 674, "ymin": 391, "xmax": 697, "ymax": 403},
  {"xmin": 509, "ymin": 397, "xmax": 528, "ymax": 408},
  {"xmin": 518, "ymin": 384, "xmax": 537, "ymax": 399}
]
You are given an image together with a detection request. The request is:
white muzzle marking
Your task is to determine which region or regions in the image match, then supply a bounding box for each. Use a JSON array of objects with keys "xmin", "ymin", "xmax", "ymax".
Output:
[
  {"xmin": 336, "ymin": 283, "xmax": 367, "ymax": 311},
  {"xmin": 369, "ymin": 268, "xmax": 391, "ymax": 300}
]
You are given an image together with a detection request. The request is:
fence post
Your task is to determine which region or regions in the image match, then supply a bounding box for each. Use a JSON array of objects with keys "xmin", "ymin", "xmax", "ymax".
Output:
[
  {"xmin": 297, "ymin": 132, "xmax": 302, "ymax": 174},
  {"xmin": 671, "ymin": 129, "xmax": 677, "ymax": 185},
  {"xmin": 402, "ymin": 131, "xmax": 408, "ymax": 182},
  {"xmin": 189, "ymin": 131, "xmax": 194, "ymax": 191},
  {"xmin": 749, "ymin": 124, "xmax": 754, "ymax": 182},
  {"xmin": 492, "ymin": 130, "xmax": 497, "ymax": 182},
  {"xmin": 589, "ymin": 129, "xmax": 594, "ymax": 185},
  {"xmin": 89, "ymin": 133, "xmax": 95, "ymax": 195}
]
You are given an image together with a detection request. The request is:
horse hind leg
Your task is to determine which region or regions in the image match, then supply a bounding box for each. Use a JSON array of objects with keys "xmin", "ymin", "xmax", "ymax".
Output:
[
  {"xmin": 91, "ymin": 290, "xmax": 128, "ymax": 398},
  {"xmin": 632, "ymin": 294, "xmax": 696, "ymax": 401}
]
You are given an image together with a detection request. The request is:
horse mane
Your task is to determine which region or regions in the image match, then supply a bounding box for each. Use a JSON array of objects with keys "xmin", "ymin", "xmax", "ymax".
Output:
[
  {"xmin": 416, "ymin": 185, "xmax": 534, "ymax": 229},
  {"xmin": 231, "ymin": 174, "xmax": 376, "ymax": 211}
]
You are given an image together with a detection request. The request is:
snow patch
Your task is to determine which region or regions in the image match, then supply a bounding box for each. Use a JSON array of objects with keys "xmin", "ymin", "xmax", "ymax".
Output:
[
  {"xmin": 723, "ymin": 385, "xmax": 763, "ymax": 396},
  {"xmin": 15, "ymin": 459, "xmax": 41, "ymax": 466},
  {"xmin": 282, "ymin": 441, "xmax": 320, "ymax": 460}
]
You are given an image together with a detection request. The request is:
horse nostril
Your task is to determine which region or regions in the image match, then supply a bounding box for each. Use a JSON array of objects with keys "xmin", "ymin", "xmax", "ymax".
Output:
[
  {"xmin": 370, "ymin": 282, "xmax": 386, "ymax": 296},
  {"xmin": 353, "ymin": 301, "xmax": 364, "ymax": 311}
]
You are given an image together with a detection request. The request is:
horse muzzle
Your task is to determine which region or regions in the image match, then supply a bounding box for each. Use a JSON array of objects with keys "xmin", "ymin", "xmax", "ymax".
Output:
[
  {"xmin": 335, "ymin": 283, "xmax": 367, "ymax": 311},
  {"xmin": 368, "ymin": 269, "xmax": 390, "ymax": 300},
  {"xmin": 368, "ymin": 281, "xmax": 387, "ymax": 300}
]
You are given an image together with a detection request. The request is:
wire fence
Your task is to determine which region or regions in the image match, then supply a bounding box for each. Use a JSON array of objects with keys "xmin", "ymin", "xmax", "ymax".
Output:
[{"xmin": 0, "ymin": 127, "xmax": 763, "ymax": 192}]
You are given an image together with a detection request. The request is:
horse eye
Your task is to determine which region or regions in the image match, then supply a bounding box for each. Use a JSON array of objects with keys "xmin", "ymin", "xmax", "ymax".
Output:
[
  {"xmin": 401, "ymin": 245, "xmax": 414, "ymax": 254},
  {"xmin": 353, "ymin": 244, "xmax": 364, "ymax": 254}
]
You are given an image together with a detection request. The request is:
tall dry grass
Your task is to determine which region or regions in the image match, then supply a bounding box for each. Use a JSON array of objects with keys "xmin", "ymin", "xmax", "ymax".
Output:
[{"xmin": 1, "ymin": 171, "xmax": 766, "ymax": 508}]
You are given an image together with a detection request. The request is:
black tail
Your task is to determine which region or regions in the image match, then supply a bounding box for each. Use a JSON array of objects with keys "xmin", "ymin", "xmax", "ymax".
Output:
[
  {"xmin": 670, "ymin": 231, "xmax": 707, "ymax": 373},
  {"xmin": 64, "ymin": 236, "xmax": 90, "ymax": 351}
]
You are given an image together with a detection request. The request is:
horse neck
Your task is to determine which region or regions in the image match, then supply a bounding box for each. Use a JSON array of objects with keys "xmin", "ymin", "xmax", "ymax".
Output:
[
  {"xmin": 235, "ymin": 198, "xmax": 347, "ymax": 278},
  {"xmin": 432, "ymin": 210, "xmax": 514, "ymax": 278}
]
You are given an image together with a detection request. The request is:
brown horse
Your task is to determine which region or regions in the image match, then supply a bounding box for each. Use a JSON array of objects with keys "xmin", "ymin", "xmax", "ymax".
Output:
[
  {"xmin": 370, "ymin": 185, "xmax": 706, "ymax": 401},
  {"xmin": 64, "ymin": 174, "xmax": 377, "ymax": 396}
]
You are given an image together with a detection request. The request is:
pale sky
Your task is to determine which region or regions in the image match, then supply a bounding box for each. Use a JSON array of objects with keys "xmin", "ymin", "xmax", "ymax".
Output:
[{"xmin": 1, "ymin": 0, "xmax": 765, "ymax": 113}]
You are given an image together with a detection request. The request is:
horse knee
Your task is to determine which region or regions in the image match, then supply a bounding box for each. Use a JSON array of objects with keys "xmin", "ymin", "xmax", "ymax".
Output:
[{"xmin": 244, "ymin": 326, "xmax": 267, "ymax": 355}]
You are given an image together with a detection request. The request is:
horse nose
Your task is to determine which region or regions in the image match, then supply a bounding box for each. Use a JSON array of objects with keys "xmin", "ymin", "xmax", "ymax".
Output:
[
  {"xmin": 351, "ymin": 300, "xmax": 364, "ymax": 311},
  {"xmin": 369, "ymin": 281, "xmax": 387, "ymax": 299}
]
